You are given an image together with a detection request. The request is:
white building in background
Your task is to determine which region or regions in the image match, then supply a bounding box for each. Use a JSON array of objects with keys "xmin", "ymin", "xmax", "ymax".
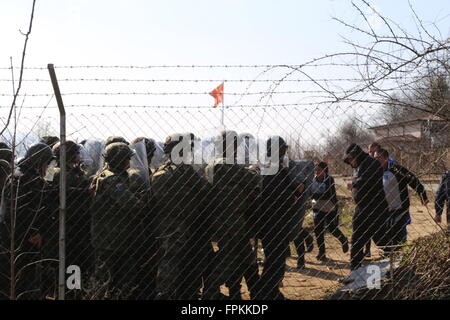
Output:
[
  {"xmin": 369, "ymin": 117, "xmax": 450, "ymax": 172},
  {"xmin": 369, "ymin": 117, "xmax": 449, "ymax": 149}
]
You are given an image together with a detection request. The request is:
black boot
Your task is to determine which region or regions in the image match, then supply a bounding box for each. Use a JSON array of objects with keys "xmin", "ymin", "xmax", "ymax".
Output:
[
  {"xmin": 297, "ymin": 256, "xmax": 305, "ymax": 269},
  {"xmin": 341, "ymin": 238, "xmax": 349, "ymax": 254},
  {"xmin": 305, "ymin": 233, "xmax": 314, "ymax": 253},
  {"xmin": 316, "ymin": 251, "xmax": 327, "ymax": 262}
]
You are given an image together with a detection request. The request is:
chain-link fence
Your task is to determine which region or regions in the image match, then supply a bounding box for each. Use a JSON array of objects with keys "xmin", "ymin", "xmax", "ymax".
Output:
[{"xmin": 0, "ymin": 60, "xmax": 448, "ymax": 300}]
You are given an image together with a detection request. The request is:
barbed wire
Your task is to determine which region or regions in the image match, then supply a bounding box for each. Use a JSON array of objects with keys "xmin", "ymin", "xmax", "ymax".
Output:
[
  {"xmin": 0, "ymin": 91, "xmax": 344, "ymax": 97},
  {"xmin": 0, "ymin": 76, "xmax": 427, "ymax": 83},
  {"xmin": 0, "ymin": 62, "xmax": 403, "ymax": 70},
  {"xmin": 0, "ymin": 101, "xmax": 386, "ymax": 110}
]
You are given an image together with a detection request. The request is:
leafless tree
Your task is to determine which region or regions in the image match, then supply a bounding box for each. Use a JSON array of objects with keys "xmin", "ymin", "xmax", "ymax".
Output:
[
  {"xmin": 330, "ymin": 0, "xmax": 450, "ymax": 121},
  {"xmin": 321, "ymin": 117, "xmax": 373, "ymax": 175},
  {"xmin": 3, "ymin": 0, "xmax": 38, "ymax": 300}
]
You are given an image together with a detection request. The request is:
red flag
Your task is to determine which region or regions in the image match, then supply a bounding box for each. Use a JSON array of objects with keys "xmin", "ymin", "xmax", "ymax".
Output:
[{"xmin": 209, "ymin": 83, "xmax": 224, "ymax": 107}]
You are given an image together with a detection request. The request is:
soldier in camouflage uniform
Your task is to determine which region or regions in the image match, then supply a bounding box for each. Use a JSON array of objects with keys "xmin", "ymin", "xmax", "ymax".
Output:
[
  {"xmin": 39, "ymin": 136, "xmax": 60, "ymax": 149},
  {"xmin": 87, "ymin": 136, "xmax": 129, "ymax": 183},
  {"xmin": 105, "ymin": 136, "xmax": 129, "ymax": 147},
  {"xmin": 131, "ymin": 137, "xmax": 157, "ymax": 172},
  {"xmin": 87, "ymin": 136, "xmax": 129, "ymax": 192},
  {"xmin": 128, "ymin": 137, "xmax": 160, "ymax": 299},
  {"xmin": 203, "ymin": 131, "xmax": 260, "ymax": 300},
  {"xmin": 47, "ymin": 141, "xmax": 93, "ymax": 299},
  {"xmin": 91, "ymin": 142, "xmax": 146, "ymax": 299},
  {"xmin": 152, "ymin": 133, "xmax": 212, "ymax": 300},
  {"xmin": 236, "ymin": 133, "xmax": 261, "ymax": 298},
  {"xmin": 0, "ymin": 143, "xmax": 56, "ymax": 299},
  {"xmin": 253, "ymin": 136, "xmax": 302, "ymax": 300}
]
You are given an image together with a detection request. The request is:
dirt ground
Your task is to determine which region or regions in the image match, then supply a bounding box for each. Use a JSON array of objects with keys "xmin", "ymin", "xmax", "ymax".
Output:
[{"xmin": 233, "ymin": 177, "xmax": 445, "ymax": 300}]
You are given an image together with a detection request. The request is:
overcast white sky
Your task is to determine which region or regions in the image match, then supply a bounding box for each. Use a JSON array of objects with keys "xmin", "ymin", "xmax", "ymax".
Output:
[{"xmin": 0, "ymin": 0, "xmax": 449, "ymax": 149}]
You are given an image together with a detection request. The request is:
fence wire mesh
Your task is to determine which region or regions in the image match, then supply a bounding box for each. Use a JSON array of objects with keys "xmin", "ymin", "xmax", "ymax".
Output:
[{"xmin": 0, "ymin": 61, "xmax": 448, "ymax": 300}]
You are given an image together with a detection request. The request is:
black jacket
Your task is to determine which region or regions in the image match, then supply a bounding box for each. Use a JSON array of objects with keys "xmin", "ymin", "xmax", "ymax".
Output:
[
  {"xmin": 352, "ymin": 152, "xmax": 389, "ymax": 219},
  {"xmin": 258, "ymin": 166, "xmax": 298, "ymax": 239},
  {"xmin": 311, "ymin": 174, "xmax": 338, "ymax": 205}
]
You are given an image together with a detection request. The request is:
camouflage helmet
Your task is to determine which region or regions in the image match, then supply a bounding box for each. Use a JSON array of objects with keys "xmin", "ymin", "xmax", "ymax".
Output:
[
  {"xmin": 19, "ymin": 142, "xmax": 55, "ymax": 170},
  {"xmin": 0, "ymin": 148, "xmax": 13, "ymax": 163},
  {"xmin": 105, "ymin": 136, "xmax": 129, "ymax": 147},
  {"xmin": 0, "ymin": 142, "xmax": 9, "ymax": 150},
  {"xmin": 40, "ymin": 136, "xmax": 60, "ymax": 148},
  {"xmin": 103, "ymin": 142, "xmax": 135, "ymax": 168},
  {"xmin": 132, "ymin": 137, "xmax": 156, "ymax": 158},
  {"xmin": 52, "ymin": 140, "xmax": 81, "ymax": 163},
  {"xmin": 163, "ymin": 133, "xmax": 195, "ymax": 155},
  {"xmin": 163, "ymin": 133, "xmax": 182, "ymax": 155}
]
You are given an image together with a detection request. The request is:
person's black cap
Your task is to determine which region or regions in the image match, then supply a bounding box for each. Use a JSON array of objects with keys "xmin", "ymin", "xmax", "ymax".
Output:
[
  {"xmin": 316, "ymin": 161, "xmax": 328, "ymax": 169},
  {"xmin": 343, "ymin": 143, "xmax": 364, "ymax": 164}
]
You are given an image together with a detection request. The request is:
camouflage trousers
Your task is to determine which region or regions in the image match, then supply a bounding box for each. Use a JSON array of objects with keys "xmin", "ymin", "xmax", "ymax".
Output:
[
  {"xmin": 204, "ymin": 236, "xmax": 259, "ymax": 300},
  {"xmin": 91, "ymin": 248, "xmax": 140, "ymax": 299},
  {"xmin": 155, "ymin": 232, "xmax": 207, "ymax": 300},
  {"xmin": 131, "ymin": 236, "xmax": 161, "ymax": 300}
]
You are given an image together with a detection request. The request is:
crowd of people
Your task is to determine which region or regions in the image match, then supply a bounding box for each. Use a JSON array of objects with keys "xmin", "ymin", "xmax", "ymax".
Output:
[{"xmin": 0, "ymin": 132, "xmax": 448, "ymax": 300}]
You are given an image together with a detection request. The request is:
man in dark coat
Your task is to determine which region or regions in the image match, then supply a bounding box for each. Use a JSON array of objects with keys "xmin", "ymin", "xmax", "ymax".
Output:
[
  {"xmin": 374, "ymin": 148, "xmax": 428, "ymax": 246},
  {"xmin": 343, "ymin": 144, "xmax": 390, "ymax": 270}
]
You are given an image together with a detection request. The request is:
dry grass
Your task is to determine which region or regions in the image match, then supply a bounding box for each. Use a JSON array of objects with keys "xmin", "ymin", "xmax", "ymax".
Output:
[{"xmin": 329, "ymin": 232, "xmax": 450, "ymax": 300}]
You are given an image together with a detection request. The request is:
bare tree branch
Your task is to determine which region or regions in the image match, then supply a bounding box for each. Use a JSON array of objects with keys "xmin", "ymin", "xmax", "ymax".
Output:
[{"xmin": 0, "ymin": 0, "xmax": 37, "ymax": 137}]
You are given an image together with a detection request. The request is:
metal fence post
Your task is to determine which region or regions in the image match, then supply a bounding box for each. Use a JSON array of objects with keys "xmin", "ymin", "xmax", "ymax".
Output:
[{"xmin": 47, "ymin": 64, "xmax": 66, "ymax": 300}]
